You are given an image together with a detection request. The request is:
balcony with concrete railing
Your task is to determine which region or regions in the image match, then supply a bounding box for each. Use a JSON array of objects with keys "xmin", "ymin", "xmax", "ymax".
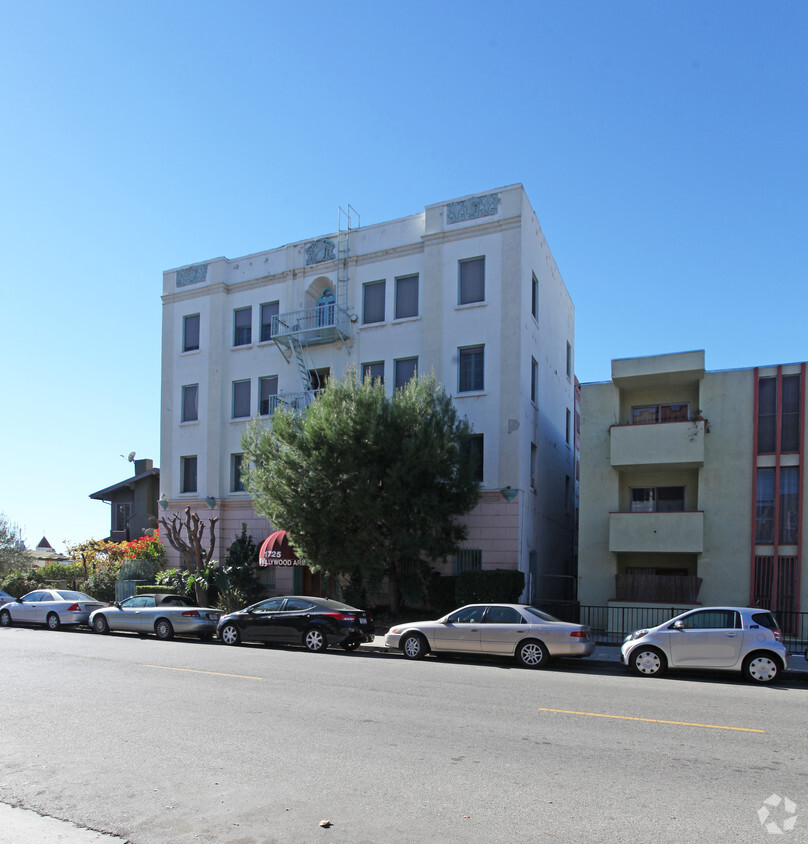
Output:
[
  {"xmin": 609, "ymin": 510, "xmax": 704, "ymax": 553},
  {"xmin": 610, "ymin": 420, "xmax": 705, "ymax": 469}
]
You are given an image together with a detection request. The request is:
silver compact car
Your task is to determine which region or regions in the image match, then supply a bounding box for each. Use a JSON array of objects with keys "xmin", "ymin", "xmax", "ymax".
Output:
[
  {"xmin": 0, "ymin": 589, "xmax": 105, "ymax": 629},
  {"xmin": 90, "ymin": 593, "xmax": 221, "ymax": 641},
  {"xmin": 385, "ymin": 603, "xmax": 594, "ymax": 668},
  {"xmin": 621, "ymin": 606, "xmax": 788, "ymax": 683}
]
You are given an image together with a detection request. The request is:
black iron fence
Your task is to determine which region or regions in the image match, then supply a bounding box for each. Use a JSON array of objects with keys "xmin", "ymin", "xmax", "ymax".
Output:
[{"xmin": 535, "ymin": 600, "xmax": 808, "ymax": 653}]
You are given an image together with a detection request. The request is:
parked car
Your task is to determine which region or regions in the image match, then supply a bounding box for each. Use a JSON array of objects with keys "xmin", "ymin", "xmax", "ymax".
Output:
[
  {"xmin": 621, "ymin": 606, "xmax": 788, "ymax": 683},
  {"xmin": 0, "ymin": 589, "xmax": 105, "ymax": 630},
  {"xmin": 89, "ymin": 594, "xmax": 221, "ymax": 640},
  {"xmin": 0, "ymin": 588, "xmax": 15, "ymax": 608},
  {"xmin": 384, "ymin": 604, "xmax": 595, "ymax": 667},
  {"xmin": 217, "ymin": 596, "xmax": 375, "ymax": 652}
]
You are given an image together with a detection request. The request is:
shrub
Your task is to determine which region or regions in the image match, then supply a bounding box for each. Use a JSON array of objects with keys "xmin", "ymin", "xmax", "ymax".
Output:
[
  {"xmin": 136, "ymin": 584, "xmax": 179, "ymax": 596},
  {"xmin": 155, "ymin": 568, "xmax": 195, "ymax": 597},
  {"xmin": 120, "ymin": 558, "xmax": 162, "ymax": 584},
  {"xmin": 455, "ymin": 569, "xmax": 525, "ymax": 605},
  {"xmin": 1, "ymin": 573, "xmax": 40, "ymax": 599},
  {"xmin": 84, "ymin": 564, "xmax": 121, "ymax": 603},
  {"xmin": 427, "ymin": 572, "xmax": 457, "ymax": 613}
]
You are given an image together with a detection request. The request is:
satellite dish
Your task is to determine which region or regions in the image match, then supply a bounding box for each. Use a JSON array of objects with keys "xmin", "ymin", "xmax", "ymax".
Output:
[{"xmin": 127, "ymin": 451, "xmax": 136, "ymax": 462}]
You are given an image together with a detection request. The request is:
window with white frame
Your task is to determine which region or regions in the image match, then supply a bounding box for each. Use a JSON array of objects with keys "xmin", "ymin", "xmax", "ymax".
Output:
[
  {"xmin": 183, "ymin": 314, "xmax": 200, "ymax": 352},
  {"xmin": 231, "ymin": 454, "xmax": 245, "ymax": 493},
  {"xmin": 259, "ymin": 376, "xmax": 278, "ymax": 416},
  {"xmin": 180, "ymin": 456, "xmax": 197, "ymax": 494},
  {"xmin": 233, "ymin": 307, "xmax": 252, "ymax": 346},
  {"xmin": 458, "ymin": 345, "xmax": 484, "ymax": 392},
  {"xmin": 232, "ymin": 379, "xmax": 251, "ymax": 419},
  {"xmin": 363, "ymin": 361, "xmax": 384, "ymax": 384},
  {"xmin": 458, "ymin": 257, "xmax": 485, "ymax": 305},
  {"xmin": 395, "ymin": 274, "xmax": 418, "ymax": 319},
  {"xmin": 363, "ymin": 280, "xmax": 385, "ymax": 324},
  {"xmin": 630, "ymin": 486, "xmax": 685, "ymax": 513},
  {"xmin": 181, "ymin": 384, "xmax": 198, "ymax": 422},
  {"xmin": 260, "ymin": 301, "xmax": 279, "ymax": 343},
  {"xmin": 394, "ymin": 357, "xmax": 417, "ymax": 390},
  {"xmin": 631, "ymin": 403, "xmax": 689, "ymax": 424}
]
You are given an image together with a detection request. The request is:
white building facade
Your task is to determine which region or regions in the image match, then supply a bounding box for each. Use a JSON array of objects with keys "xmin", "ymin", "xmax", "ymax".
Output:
[{"xmin": 160, "ymin": 185, "xmax": 576, "ymax": 601}]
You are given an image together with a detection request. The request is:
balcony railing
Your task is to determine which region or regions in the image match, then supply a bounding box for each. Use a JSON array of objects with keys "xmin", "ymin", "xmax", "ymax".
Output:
[
  {"xmin": 270, "ymin": 304, "xmax": 351, "ymax": 348},
  {"xmin": 259, "ymin": 391, "xmax": 324, "ymax": 416}
]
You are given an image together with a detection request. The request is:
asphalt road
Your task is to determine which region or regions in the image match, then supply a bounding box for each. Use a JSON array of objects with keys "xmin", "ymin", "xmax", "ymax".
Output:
[{"xmin": 1, "ymin": 625, "xmax": 806, "ymax": 843}]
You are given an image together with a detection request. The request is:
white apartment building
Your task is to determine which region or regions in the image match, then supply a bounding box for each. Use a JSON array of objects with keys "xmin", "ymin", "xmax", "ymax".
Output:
[
  {"xmin": 160, "ymin": 185, "xmax": 576, "ymax": 601},
  {"xmin": 579, "ymin": 351, "xmax": 807, "ymax": 626}
]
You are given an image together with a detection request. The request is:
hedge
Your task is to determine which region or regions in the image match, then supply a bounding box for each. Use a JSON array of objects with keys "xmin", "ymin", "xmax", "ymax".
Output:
[
  {"xmin": 135, "ymin": 585, "xmax": 179, "ymax": 595},
  {"xmin": 455, "ymin": 569, "xmax": 525, "ymax": 605}
]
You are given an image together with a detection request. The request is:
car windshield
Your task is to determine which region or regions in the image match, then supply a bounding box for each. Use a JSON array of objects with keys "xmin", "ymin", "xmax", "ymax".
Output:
[
  {"xmin": 54, "ymin": 591, "xmax": 95, "ymax": 601},
  {"xmin": 524, "ymin": 607, "xmax": 562, "ymax": 623}
]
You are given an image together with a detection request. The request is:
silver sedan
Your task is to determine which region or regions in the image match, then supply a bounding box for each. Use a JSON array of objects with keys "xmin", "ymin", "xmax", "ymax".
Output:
[
  {"xmin": 0, "ymin": 589, "xmax": 106, "ymax": 630},
  {"xmin": 385, "ymin": 603, "xmax": 594, "ymax": 667},
  {"xmin": 89, "ymin": 593, "xmax": 221, "ymax": 640}
]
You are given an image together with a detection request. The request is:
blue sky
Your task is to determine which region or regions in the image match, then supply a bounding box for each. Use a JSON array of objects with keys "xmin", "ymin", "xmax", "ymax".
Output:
[{"xmin": 1, "ymin": 1, "xmax": 806, "ymax": 551}]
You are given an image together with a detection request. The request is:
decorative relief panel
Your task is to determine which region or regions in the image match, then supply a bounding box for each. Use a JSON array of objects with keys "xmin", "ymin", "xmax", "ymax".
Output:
[
  {"xmin": 446, "ymin": 193, "xmax": 499, "ymax": 224},
  {"xmin": 305, "ymin": 238, "xmax": 336, "ymax": 265},
  {"xmin": 176, "ymin": 264, "xmax": 208, "ymax": 287}
]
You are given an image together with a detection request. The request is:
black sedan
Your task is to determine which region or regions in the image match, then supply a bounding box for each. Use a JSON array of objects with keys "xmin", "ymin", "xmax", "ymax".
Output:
[{"xmin": 217, "ymin": 595, "xmax": 375, "ymax": 652}]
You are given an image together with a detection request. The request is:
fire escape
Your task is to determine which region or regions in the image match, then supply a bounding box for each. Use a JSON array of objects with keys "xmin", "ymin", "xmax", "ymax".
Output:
[{"xmin": 271, "ymin": 206, "xmax": 359, "ymax": 410}]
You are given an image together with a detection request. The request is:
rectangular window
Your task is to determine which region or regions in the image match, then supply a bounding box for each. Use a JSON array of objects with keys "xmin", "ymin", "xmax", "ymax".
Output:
[
  {"xmin": 183, "ymin": 314, "xmax": 200, "ymax": 352},
  {"xmin": 362, "ymin": 280, "xmax": 385, "ymax": 324},
  {"xmin": 395, "ymin": 274, "xmax": 418, "ymax": 319},
  {"xmin": 530, "ymin": 442, "xmax": 537, "ymax": 488},
  {"xmin": 234, "ymin": 307, "xmax": 252, "ymax": 346},
  {"xmin": 756, "ymin": 468, "xmax": 775, "ymax": 542},
  {"xmin": 180, "ymin": 456, "xmax": 197, "ymax": 494},
  {"xmin": 458, "ymin": 345, "xmax": 484, "ymax": 392},
  {"xmin": 260, "ymin": 301, "xmax": 279, "ymax": 343},
  {"xmin": 758, "ymin": 377, "xmax": 776, "ymax": 453},
  {"xmin": 394, "ymin": 357, "xmax": 417, "ymax": 390},
  {"xmin": 630, "ymin": 486, "xmax": 685, "ymax": 513},
  {"xmin": 181, "ymin": 384, "xmax": 198, "ymax": 422},
  {"xmin": 780, "ymin": 466, "xmax": 799, "ymax": 544},
  {"xmin": 458, "ymin": 257, "xmax": 485, "ymax": 305},
  {"xmin": 259, "ymin": 376, "xmax": 278, "ymax": 416},
  {"xmin": 231, "ymin": 454, "xmax": 245, "ymax": 493},
  {"xmin": 566, "ymin": 408, "xmax": 571, "ymax": 444},
  {"xmin": 232, "ymin": 379, "xmax": 251, "ymax": 419},
  {"xmin": 531, "ymin": 273, "xmax": 538, "ymax": 319},
  {"xmin": 531, "ymin": 357, "xmax": 538, "ymax": 404},
  {"xmin": 781, "ymin": 374, "xmax": 801, "ymax": 452},
  {"xmin": 363, "ymin": 362, "xmax": 384, "ymax": 384},
  {"xmin": 114, "ymin": 502, "xmax": 132, "ymax": 532},
  {"xmin": 566, "ymin": 342, "xmax": 572, "ymax": 379},
  {"xmin": 461, "ymin": 433, "xmax": 484, "ymax": 484},
  {"xmin": 631, "ymin": 403, "xmax": 689, "ymax": 424},
  {"xmin": 456, "ymin": 548, "xmax": 482, "ymax": 574}
]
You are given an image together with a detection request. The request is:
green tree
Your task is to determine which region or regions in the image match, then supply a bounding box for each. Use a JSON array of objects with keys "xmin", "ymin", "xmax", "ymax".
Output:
[
  {"xmin": 242, "ymin": 370, "xmax": 481, "ymax": 612},
  {"xmin": 214, "ymin": 524, "xmax": 262, "ymax": 612},
  {"xmin": 0, "ymin": 513, "xmax": 26, "ymax": 577}
]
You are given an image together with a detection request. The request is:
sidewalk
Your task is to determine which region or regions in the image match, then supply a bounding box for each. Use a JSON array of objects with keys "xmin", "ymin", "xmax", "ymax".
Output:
[{"xmin": 0, "ymin": 803, "xmax": 126, "ymax": 843}]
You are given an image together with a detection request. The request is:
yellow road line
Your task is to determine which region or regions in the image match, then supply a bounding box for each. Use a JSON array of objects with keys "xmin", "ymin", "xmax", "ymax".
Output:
[
  {"xmin": 143, "ymin": 664, "xmax": 262, "ymax": 681},
  {"xmin": 537, "ymin": 707, "xmax": 764, "ymax": 733}
]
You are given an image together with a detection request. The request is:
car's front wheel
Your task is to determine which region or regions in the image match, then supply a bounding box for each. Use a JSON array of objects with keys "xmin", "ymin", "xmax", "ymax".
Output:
[
  {"xmin": 401, "ymin": 632, "xmax": 428, "ymax": 660},
  {"xmin": 46, "ymin": 613, "xmax": 60, "ymax": 630},
  {"xmin": 743, "ymin": 652, "xmax": 781, "ymax": 684},
  {"xmin": 303, "ymin": 626, "xmax": 327, "ymax": 653},
  {"xmin": 219, "ymin": 623, "xmax": 241, "ymax": 646},
  {"xmin": 630, "ymin": 646, "xmax": 667, "ymax": 677},
  {"xmin": 93, "ymin": 615, "xmax": 110, "ymax": 634},
  {"xmin": 0, "ymin": 609, "xmax": 12, "ymax": 627},
  {"xmin": 154, "ymin": 619, "xmax": 174, "ymax": 640},
  {"xmin": 516, "ymin": 639, "xmax": 549, "ymax": 668}
]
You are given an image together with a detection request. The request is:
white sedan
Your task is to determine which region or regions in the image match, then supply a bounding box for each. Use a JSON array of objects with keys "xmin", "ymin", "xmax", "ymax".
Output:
[
  {"xmin": 0, "ymin": 589, "xmax": 106, "ymax": 630},
  {"xmin": 385, "ymin": 603, "xmax": 594, "ymax": 668}
]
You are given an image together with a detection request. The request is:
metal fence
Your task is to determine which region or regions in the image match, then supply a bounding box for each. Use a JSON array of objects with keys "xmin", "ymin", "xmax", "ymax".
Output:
[{"xmin": 535, "ymin": 600, "xmax": 808, "ymax": 652}]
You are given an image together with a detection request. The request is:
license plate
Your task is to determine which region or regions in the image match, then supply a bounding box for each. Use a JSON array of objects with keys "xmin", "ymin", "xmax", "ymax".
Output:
[
  {"xmin": 206, "ymin": 613, "xmax": 219, "ymax": 620},
  {"xmin": 359, "ymin": 618, "xmax": 367, "ymax": 625}
]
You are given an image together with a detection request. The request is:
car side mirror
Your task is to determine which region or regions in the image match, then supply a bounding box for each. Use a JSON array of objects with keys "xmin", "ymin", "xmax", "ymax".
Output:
[
  {"xmin": 673, "ymin": 620, "xmax": 685, "ymax": 630},
  {"xmin": 16, "ymin": 597, "xmax": 23, "ymax": 603},
  {"xmin": 114, "ymin": 602, "xmax": 122, "ymax": 609}
]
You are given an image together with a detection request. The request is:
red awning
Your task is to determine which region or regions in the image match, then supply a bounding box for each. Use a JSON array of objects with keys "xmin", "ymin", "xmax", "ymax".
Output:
[{"xmin": 258, "ymin": 530, "xmax": 305, "ymax": 567}]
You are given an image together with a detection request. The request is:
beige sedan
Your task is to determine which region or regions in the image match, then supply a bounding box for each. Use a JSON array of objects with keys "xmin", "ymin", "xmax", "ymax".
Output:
[{"xmin": 384, "ymin": 604, "xmax": 594, "ymax": 668}]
